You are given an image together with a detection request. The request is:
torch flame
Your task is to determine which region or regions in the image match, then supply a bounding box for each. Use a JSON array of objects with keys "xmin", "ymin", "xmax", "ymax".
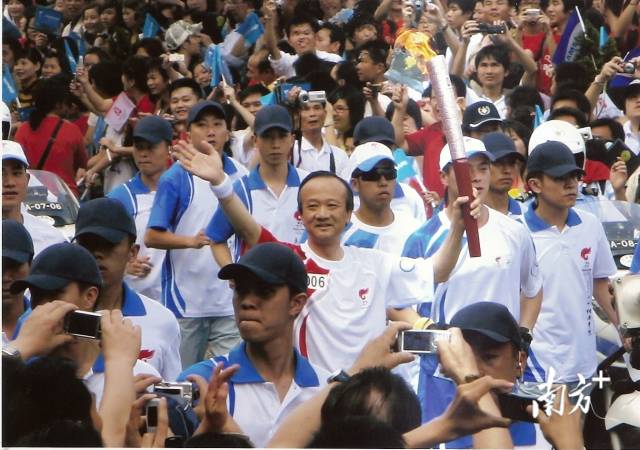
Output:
[{"xmin": 395, "ymin": 30, "xmax": 437, "ymax": 75}]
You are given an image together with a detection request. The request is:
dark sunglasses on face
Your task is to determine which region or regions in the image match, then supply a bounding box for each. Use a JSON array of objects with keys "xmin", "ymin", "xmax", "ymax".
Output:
[{"xmin": 359, "ymin": 167, "xmax": 398, "ymax": 182}]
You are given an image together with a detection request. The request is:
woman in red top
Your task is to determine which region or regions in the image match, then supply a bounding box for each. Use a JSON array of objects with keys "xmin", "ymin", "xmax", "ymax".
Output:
[{"xmin": 14, "ymin": 75, "xmax": 88, "ymax": 197}]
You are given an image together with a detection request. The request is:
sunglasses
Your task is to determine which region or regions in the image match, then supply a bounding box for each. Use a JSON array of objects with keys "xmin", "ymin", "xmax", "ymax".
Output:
[{"xmin": 358, "ymin": 167, "xmax": 398, "ymax": 182}]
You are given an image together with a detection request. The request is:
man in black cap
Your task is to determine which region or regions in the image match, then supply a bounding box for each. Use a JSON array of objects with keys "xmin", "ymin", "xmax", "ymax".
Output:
[
  {"xmin": 522, "ymin": 141, "xmax": 617, "ymax": 408},
  {"xmin": 207, "ymin": 105, "xmax": 309, "ymax": 268},
  {"xmin": 177, "ymin": 242, "xmax": 328, "ymax": 448},
  {"xmin": 9, "ymin": 242, "xmax": 161, "ymax": 405},
  {"xmin": 481, "ymin": 131, "xmax": 526, "ymax": 220},
  {"xmin": 463, "ymin": 100, "xmax": 503, "ymax": 140},
  {"xmin": 109, "ymin": 115, "xmax": 173, "ymax": 303},
  {"xmin": 74, "ymin": 197, "xmax": 182, "ymax": 380},
  {"xmin": 145, "ymin": 100, "xmax": 248, "ymax": 368},
  {"xmin": 2, "ymin": 219, "xmax": 34, "ymax": 344}
]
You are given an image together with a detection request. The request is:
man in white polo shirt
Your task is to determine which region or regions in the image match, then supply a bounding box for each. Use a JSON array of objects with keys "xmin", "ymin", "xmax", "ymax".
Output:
[
  {"xmin": 74, "ymin": 198, "xmax": 182, "ymax": 380},
  {"xmin": 145, "ymin": 101, "xmax": 248, "ymax": 368},
  {"xmin": 171, "ymin": 141, "xmax": 477, "ymax": 374},
  {"xmin": 2, "ymin": 140, "xmax": 67, "ymax": 255},
  {"xmin": 522, "ymin": 141, "xmax": 617, "ymax": 390},
  {"xmin": 207, "ymin": 105, "xmax": 308, "ymax": 266},
  {"xmin": 178, "ymin": 242, "xmax": 329, "ymax": 447}
]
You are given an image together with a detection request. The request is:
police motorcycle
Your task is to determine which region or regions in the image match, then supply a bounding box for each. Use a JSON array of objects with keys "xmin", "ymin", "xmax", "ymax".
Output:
[
  {"xmin": 25, "ymin": 169, "xmax": 79, "ymax": 239},
  {"xmin": 528, "ymin": 120, "xmax": 640, "ymax": 448}
]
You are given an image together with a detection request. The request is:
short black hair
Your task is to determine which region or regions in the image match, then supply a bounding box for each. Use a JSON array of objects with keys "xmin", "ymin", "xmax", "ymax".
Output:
[
  {"xmin": 29, "ymin": 282, "xmax": 99, "ymax": 309},
  {"xmin": 422, "ymin": 74, "xmax": 466, "ymax": 98},
  {"xmin": 386, "ymin": 98, "xmax": 422, "ymax": 129},
  {"xmin": 89, "ymin": 61, "xmax": 124, "ymax": 97},
  {"xmin": 502, "ymin": 119, "xmax": 532, "ymax": 156},
  {"xmin": 357, "ymin": 40, "xmax": 389, "ymax": 67},
  {"xmin": 297, "ymin": 171, "xmax": 354, "ymax": 213},
  {"xmin": 589, "ymin": 118, "xmax": 625, "ymax": 141},
  {"xmin": 122, "ymin": 56, "xmax": 151, "ymax": 94},
  {"xmin": 309, "ymin": 415, "xmax": 406, "ymax": 448},
  {"xmin": 238, "ymin": 84, "xmax": 270, "ymax": 102},
  {"xmin": 169, "ymin": 77, "xmax": 204, "ymax": 98},
  {"xmin": 132, "ymin": 37, "xmax": 166, "ymax": 59},
  {"xmin": 475, "ymin": 44, "xmax": 510, "ymax": 71},
  {"xmin": 507, "ymin": 85, "xmax": 544, "ymax": 110},
  {"xmin": 320, "ymin": 367, "xmax": 421, "ymax": 433},
  {"xmin": 319, "ymin": 22, "xmax": 346, "ymax": 55},
  {"xmin": 448, "ymin": 0, "xmax": 476, "ymax": 13},
  {"xmin": 185, "ymin": 431, "xmax": 253, "ymax": 447},
  {"xmin": 551, "ymin": 88, "xmax": 591, "ymax": 118},
  {"xmin": 287, "ymin": 14, "xmax": 319, "ymax": 35},
  {"xmin": 554, "ymin": 63, "xmax": 592, "ymax": 92},
  {"xmin": 548, "ymin": 106, "xmax": 588, "ymax": 128}
]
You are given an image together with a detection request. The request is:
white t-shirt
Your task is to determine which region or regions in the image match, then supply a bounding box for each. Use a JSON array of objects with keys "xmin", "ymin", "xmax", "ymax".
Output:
[
  {"xmin": 230, "ymin": 128, "xmax": 256, "ymax": 168},
  {"xmin": 292, "ymin": 136, "xmax": 349, "ymax": 175},
  {"xmin": 342, "ymin": 212, "xmax": 421, "ymax": 256},
  {"xmin": 20, "ymin": 206, "xmax": 68, "ymax": 255},
  {"xmin": 623, "ymin": 120, "xmax": 640, "ymax": 156},
  {"xmin": 352, "ymin": 183, "xmax": 427, "ymax": 224},
  {"xmin": 364, "ymin": 93, "xmax": 393, "ymax": 117},
  {"xmin": 269, "ymin": 50, "xmax": 343, "ymax": 79},
  {"xmin": 522, "ymin": 206, "xmax": 616, "ymax": 383},
  {"xmin": 177, "ymin": 342, "xmax": 329, "ymax": 447},
  {"xmin": 404, "ymin": 207, "xmax": 542, "ymax": 324},
  {"xmin": 147, "ymin": 156, "xmax": 247, "ymax": 318},
  {"xmin": 257, "ymin": 227, "xmax": 435, "ymax": 373},
  {"xmin": 108, "ymin": 174, "xmax": 164, "ymax": 301}
]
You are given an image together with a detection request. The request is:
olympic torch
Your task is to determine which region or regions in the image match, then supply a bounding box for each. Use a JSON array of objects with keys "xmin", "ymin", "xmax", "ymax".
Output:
[{"xmin": 395, "ymin": 31, "xmax": 481, "ymax": 257}]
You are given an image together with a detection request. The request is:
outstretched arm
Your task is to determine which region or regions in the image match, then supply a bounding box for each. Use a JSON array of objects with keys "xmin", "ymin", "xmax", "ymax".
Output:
[{"xmin": 171, "ymin": 141, "xmax": 262, "ymax": 247}]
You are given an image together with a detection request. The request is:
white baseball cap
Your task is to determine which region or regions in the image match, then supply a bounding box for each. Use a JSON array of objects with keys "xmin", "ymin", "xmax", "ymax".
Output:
[
  {"xmin": 165, "ymin": 20, "xmax": 203, "ymax": 51},
  {"xmin": 528, "ymin": 120, "xmax": 585, "ymax": 156},
  {"xmin": 346, "ymin": 142, "xmax": 396, "ymax": 179},
  {"xmin": 2, "ymin": 140, "xmax": 29, "ymax": 167},
  {"xmin": 439, "ymin": 137, "xmax": 494, "ymax": 171}
]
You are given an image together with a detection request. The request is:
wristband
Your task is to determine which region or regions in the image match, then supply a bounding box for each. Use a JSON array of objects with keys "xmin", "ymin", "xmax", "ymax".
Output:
[
  {"xmin": 413, "ymin": 317, "xmax": 435, "ymax": 330},
  {"xmin": 209, "ymin": 174, "xmax": 234, "ymax": 199},
  {"xmin": 462, "ymin": 374, "xmax": 482, "ymax": 384}
]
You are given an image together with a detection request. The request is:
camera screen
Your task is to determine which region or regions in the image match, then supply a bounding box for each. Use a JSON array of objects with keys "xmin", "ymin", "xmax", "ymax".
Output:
[
  {"xmin": 155, "ymin": 386, "xmax": 183, "ymax": 396},
  {"xmin": 147, "ymin": 404, "xmax": 158, "ymax": 427},
  {"xmin": 66, "ymin": 312, "xmax": 101, "ymax": 339},
  {"xmin": 401, "ymin": 330, "xmax": 450, "ymax": 353}
]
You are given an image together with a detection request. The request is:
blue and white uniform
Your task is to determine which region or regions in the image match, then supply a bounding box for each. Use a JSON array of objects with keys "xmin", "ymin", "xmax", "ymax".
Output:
[
  {"xmin": 109, "ymin": 173, "xmax": 164, "ymax": 301},
  {"xmin": 522, "ymin": 205, "xmax": 616, "ymax": 384},
  {"xmin": 120, "ymin": 283, "xmax": 182, "ymax": 381},
  {"xmin": 178, "ymin": 342, "xmax": 328, "ymax": 447},
  {"xmin": 147, "ymin": 155, "xmax": 247, "ymax": 318},
  {"xmin": 207, "ymin": 164, "xmax": 308, "ymax": 260},
  {"xmin": 352, "ymin": 183, "xmax": 427, "ymax": 224},
  {"xmin": 342, "ymin": 212, "xmax": 421, "ymax": 255}
]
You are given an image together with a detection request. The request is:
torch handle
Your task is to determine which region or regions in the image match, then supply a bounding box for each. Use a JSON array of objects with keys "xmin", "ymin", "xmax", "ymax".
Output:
[{"xmin": 452, "ymin": 158, "xmax": 481, "ymax": 257}]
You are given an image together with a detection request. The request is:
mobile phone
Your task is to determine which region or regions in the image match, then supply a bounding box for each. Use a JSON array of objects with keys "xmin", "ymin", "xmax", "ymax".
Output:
[
  {"xmin": 397, "ymin": 329, "xmax": 451, "ymax": 354},
  {"xmin": 146, "ymin": 398, "xmax": 160, "ymax": 433},
  {"xmin": 64, "ymin": 310, "xmax": 102, "ymax": 340},
  {"xmin": 497, "ymin": 382, "xmax": 546, "ymax": 422}
]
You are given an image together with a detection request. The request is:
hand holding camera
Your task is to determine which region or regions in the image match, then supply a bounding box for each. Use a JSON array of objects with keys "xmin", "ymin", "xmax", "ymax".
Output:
[{"xmin": 100, "ymin": 309, "xmax": 142, "ymax": 368}]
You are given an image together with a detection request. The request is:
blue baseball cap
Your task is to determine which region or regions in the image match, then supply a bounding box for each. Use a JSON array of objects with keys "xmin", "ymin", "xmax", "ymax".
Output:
[
  {"xmin": 254, "ymin": 105, "xmax": 292, "ymax": 136},
  {"xmin": 527, "ymin": 141, "xmax": 584, "ymax": 177},
  {"xmin": 451, "ymin": 302, "xmax": 524, "ymax": 350},
  {"xmin": 353, "ymin": 116, "xmax": 395, "ymax": 147},
  {"xmin": 133, "ymin": 115, "xmax": 174, "ymax": 145},
  {"xmin": 481, "ymin": 132, "xmax": 525, "ymax": 162},
  {"xmin": 10, "ymin": 242, "xmax": 102, "ymax": 294},
  {"xmin": 74, "ymin": 198, "xmax": 137, "ymax": 244},
  {"xmin": 187, "ymin": 100, "xmax": 226, "ymax": 126},
  {"xmin": 2, "ymin": 219, "xmax": 34, "ymax": 264},
  {"xmin": 218, "ymin": 242, "xmax": 307, "ymax": 294}
]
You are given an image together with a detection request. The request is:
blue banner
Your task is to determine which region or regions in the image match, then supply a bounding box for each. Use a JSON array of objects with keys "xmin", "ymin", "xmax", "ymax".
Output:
[
  {"xmin": 143, "ymin": 13, "xmax": 161, "ymax": 38},
  {"xmin": 3, "ymin": 65, "xmax": 17, "ymax": 104},
  {"xmin": 205, "ymin": 44, "xmax": 234, "ymax": 87},
  {"xmin": 236, "ymin": 12, "xmax": 264, "ymax": 45},
  {"xmin": 599, "ymin": 26, "xmax": 608, "ymax": 49},
  {"xmin": 552, "ymin": 8, "xmax": 583, "ymax": 65},
  {"xmin": 64, "ymin": 39, "xmax": 78, "ymax": 74},
  {"xmin": 68, "ymin": 32, "xmax": 86, "ymax": 56},
  {"xmin": 393, "ymin": 149, "xmax": 418, "ymax": 182},
  {"xmin": 34, "ymin": 6, "xmax": 63, "ymax": 35},
  {"xmin": 534, "ymin": 104, "xmax": 544, "ymax": 129}
]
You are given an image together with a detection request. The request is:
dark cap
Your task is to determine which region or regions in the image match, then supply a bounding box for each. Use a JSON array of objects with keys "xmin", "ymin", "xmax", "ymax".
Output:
[
  {"xmin": 527, "ymin": 141, "xmax": 584, "ymax": 177},
  {"xmin": 481, "ymin": 131, "xmax": 525, "ymax": 162},
  {"xmin": 74, "ymin": 198, "xmax": 137, "ymax": 244},
  {"xmin": 10, "ymin": 242, "xmax": 102, "ymax": 294},
  {"xmin": 463, "ymin": 101, "xmax": 502, "ymax": 129},
  {"xmin": 133, "ymin": 115, "xmax": 174, "ymax": 145},
  {"xmin": 450, "ymin": 302, "xmax": 523, "ymax": 350},
  {"xmin": 218, "ymin": 242, "xmax": 307, "ymax": 293},
  {"xmin": 353, "ymin": 116, "xmax": 395, "ymax": 147},
  {"xmin": 3, "ymin": 219, "xmax": 34, "ymax": 264},
  {"xmin": 187, "ymin": 100, "xmax": 226, "ymax": 126},
  {"xmin": 254, "ymin": 105, "xmax": 292, "ymax": 136}
]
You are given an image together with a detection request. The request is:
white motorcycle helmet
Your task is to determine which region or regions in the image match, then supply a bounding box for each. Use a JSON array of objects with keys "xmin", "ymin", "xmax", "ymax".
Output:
[{"xmin": 528, "ymin": 120, "xmax": 586, "ymax": 169}]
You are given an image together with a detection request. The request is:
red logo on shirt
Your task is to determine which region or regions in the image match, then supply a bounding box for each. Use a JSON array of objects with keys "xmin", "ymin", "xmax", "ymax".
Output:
[
  {"xmin": 358, "ymin": 288, "xmax": 369, "ymax": 300},
  {"xmin": 138, "ymin": 349, "xmax": 155, "ymax": 361},
  {"xmin": 580, "ymin": 248, "xmax": 592, "ymax": 261},
  {"xmin": 294, "ymin": 211, "xmax": 302, "ymax": 221}
]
